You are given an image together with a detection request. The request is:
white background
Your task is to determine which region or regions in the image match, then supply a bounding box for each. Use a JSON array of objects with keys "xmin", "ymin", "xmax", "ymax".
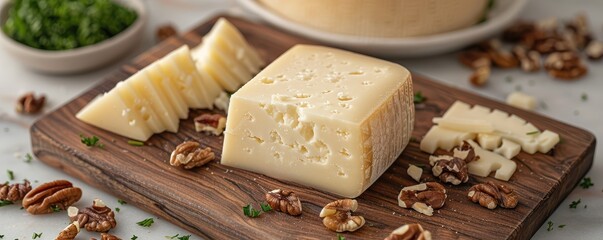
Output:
[{"xmin": 0, "ymin": 0, "xmax": 601, "ymax": 239}]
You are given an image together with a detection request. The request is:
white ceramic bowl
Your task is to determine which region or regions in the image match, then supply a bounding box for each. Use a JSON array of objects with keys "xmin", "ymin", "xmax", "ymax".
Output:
[
  {"xmin": 0, "ymin": 0, "xmax": 147, "ymax": 74},
  {"xmin": 238, "ymin": 0, "xmax": 528, "ymax": 58}
]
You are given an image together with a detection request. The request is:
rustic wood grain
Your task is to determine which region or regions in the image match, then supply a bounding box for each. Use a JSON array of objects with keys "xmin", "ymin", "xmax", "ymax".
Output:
[{"xmin": 30, "ymin": 16, "xmax": 595, "ymax": 240}]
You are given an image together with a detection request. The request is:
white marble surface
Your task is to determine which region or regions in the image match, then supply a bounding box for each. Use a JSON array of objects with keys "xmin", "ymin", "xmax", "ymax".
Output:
[{"xmin": 0, "ymin": 0, "xmax": 601, "ymax": 239}]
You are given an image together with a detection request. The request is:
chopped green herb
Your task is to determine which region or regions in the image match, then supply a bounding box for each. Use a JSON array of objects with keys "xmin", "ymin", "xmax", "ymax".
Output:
[
  {"xmin": 115, "ymin": 207, "xmax": 120, "ymax": 213},
  {"xmin": 50, "ymin": 204, "xmax": 61, "ymax": 212},
  {"xmin": 505, "ymin": 76, "xmax": 513, "ymax": 83},
  {"xmin": 6, "ymin": 170, "xmax": 14, "ymax": 181},
  {"xmin": 127, "ymin": 140, "xmax": 144, "ymax": 146},
  {"xmin": 137, "ymin": 218, "xmax": 154, "ymax": 227},
  {"xmin": 260, "ymin": 202, "xmax": 273, "ymax": 212},
  {"xmin": 0, "ymin": 200, "xmax": 13, "ymax": 207},
  {"xmin": 131, "ymin": 235, "xmax": 138, "ymax": 240},
  {"xmin": 546, "ymin": 221, "xmax": 554, "ymax": 231},
  {"xmin": 584, "ymin": 205, "xmax": 587, "ymax": 209},
  {"xmin": 338, "ymin": 234, "xmax": 346, "ymax": 240},
  {"xmin": 118, "ymin": 199, "xmax": 127, "ymax": 205},
  {"xmin": 558, "ymin": 224, "xmax": 566, "ymax": 229},
  {"xmin": 581, "ymin": 93, "xmax": 588, "ymax": 102},
  {"xmin": 80, "ymin": 134, "xmax": 104, "ymax": 148},
  {"xmin": 0, "ymin": 234, "xmax": 3, "ymax": 238},
  {"xmin": 165, "ymin": 234, "xmax": 191, "ymax": 240},
  {"xmin": 166, "ymin": 234, "xmax": 180, "ymax": 239},
  {"xmin": 413, "ymin": 91, "xmax": 426, "ymax": 104},
  {"xmin": 243, "ymin": 204, "xmax": 262, "ymax": 218},
  {"xmin": 569, "ymin": 199, "xmax": 581, "ymax": 209},
  {"xmin": 24, "ymin": 153, "xmax": 33, "ymax": 163},
  {"xmin": 579, "ymin": 177, "xmax": 594, "ymax": 189},
  {"xmin": 526, "ymin": 131, "xmax": 540, "ymax": 135},
  {"xmin": 32, "ymin": 232, "xmax": 42, "ymax": 239}
]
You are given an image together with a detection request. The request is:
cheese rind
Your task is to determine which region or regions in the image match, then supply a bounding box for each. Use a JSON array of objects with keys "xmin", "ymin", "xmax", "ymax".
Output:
[{"xmin": 221, "ymin": 45, "xmax": 414, "ymax": 198}]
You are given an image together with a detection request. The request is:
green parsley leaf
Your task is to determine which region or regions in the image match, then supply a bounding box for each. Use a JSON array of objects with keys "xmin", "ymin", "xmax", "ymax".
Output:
[
  {"xmin": 546, "ymin": 221, "xmax": 554, "ymax": 231},
  {"xmin": 115, "ymin": 207, "xmax": 120, "ymax": 213},
  {"xmin": 127, "ymin": 140, "xmax": 144, "ymax": 146},
  {"xmin": 166, "ymin": 234, "xmax": 180, "ymax": 239},
  {"xmin": 6, "ymin": 170, "xmax": 14, "ymax": 181},
  {"xmin": 581, "ymin": 93, "xmax": 588, "ymax": 102},
  {"xmin": 178, "ymin": 235, "xmax": 191, "ymax": 240},
  {"xmin": 131, "ymin": 235, "xmax": 138, "ymax": 240},
  {"xmin": 32, "ymin": 232, "xmax": 42, "ymax": 239},
  {"xmin": 338, "ymin": 234, "xmax": 346, "ymax": 240},
  {"xmin": 242, "ymin": 204, "xmax": 262, "ymax": 218},
  {"xmin": 558, "ymin": 224, "xmax": 566, "ymax": 229},
  {"xmin": 137, "ymin": 218, "xmax": 154, "ymax": 227},
  {"xmin": 80, "ymin": 134, "xmax": 104, "ymax": 148},
  {"xmin": 569, "ymin": 199, "xmax": 581, "ymax": 209},
  {"xmin": 165, "ymin": 234, "xmax": 191, "ymax": 240},
  {"xmin": 24, "ymin": 153, "xmax": 33, "ymax": 163},
  {"xmin": 0, "ymin": 234, "xmax": 3, "ymax": 238},
  {"xmin": 118, "ymin": 199, "xmax": 127, "ymax": 205},
  {"xmin": 50, "ymin": 204, "xmax": 61, "ymax": 212},
  {"xmin": 579, "ymin": 177, "xmax": 594, "ymax": 189},
  {"xmin": 260, "ymin": 202, "xmax": 273, "ymax": 212},
  {"xmin": 526, "ymin": 131, "xmax": 540, "ymax": 135},
  {"xmin": 413, "ymin": 91, "xmax": 426, "ymax": 104},
  {"xmin": 0, "ymin": 200, "xmax": 12, "ymax": 207}
]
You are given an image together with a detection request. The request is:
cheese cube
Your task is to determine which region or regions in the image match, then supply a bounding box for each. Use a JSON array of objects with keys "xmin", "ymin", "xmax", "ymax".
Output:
[
  {"xmin": 221, "ymin": 45, "xmax": 414, "ymax": 198},
  {"xmin": 506, "ymin": 91, "xmax": 537, "ymax": 110}
]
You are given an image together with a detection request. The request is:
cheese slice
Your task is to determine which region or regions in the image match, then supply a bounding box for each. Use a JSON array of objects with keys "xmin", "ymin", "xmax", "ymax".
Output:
[
  {"xmin": 159, "ymin": 46, "xmax": 211, "ymax": 109},
  {"xmin": 127, "ymin": 72, "xmax": 180, "ymax": 132},
  {"xmin": 76, "ymin": 89, "xmax": 153, "ymax": 141},
  {"xmin": 113, "ymin": 81, "xmax": 165, "ymax": 134},
  {"xmin": 145, "ymin": 66, "xmax": 189, "ymax": 119},
  {"xmin": 221, "ymin": 45, "xmax": 414, "ymax": 198},
  {"xmin": 455, "ymin": 140, "xmax": 517, "ymax": 181}
]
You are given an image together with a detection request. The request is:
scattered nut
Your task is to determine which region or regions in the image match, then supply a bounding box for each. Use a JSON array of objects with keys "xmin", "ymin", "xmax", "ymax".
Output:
[
  {"xmin": 458, "ymin": 50, "xmax": 491, "ymax": 69},
  {"xmin": 585, "ymin": 41, "xmax": 603, "ymax": 60},
  {"xmin": 319, "ymin": 199, "xmax": 365, "ymax": 232},
  {"xmin": 469, "ymin": 66, "xmax": 490, "ymax": 87},
  {"xmin": 69, "ymin": 199, "xmax": 117, "ymax": 232},
  {"xmin": 0, "ymin": 179, "xmax": 31, "ymax": 201},
  {"xmin": 398, "ymin": 182, "xmax": 446, "ymax": 216},
  {"xmin": 512, "ymin": 45, "xmax": 541, "ymax": 72},
  {"xmin": 429, "ymin": 142, "xmax": 477, "ymax": 185},
  {"xmin": 170, "ymin": 141, "xmax": 215, "ymax": 169},
  {"xmin": 468, "ymin": 181, "xmax": 519, "ymax": 209},
  {"xmin": 194, "ymin": 113, "xmax": 226, "ymax": 136},
  {"xmin": 479, "ymin": 39, "xmax": 519, "ymax": 68},
  {"xmin": 522, "ymin": 30, "xmax": 573, "ymax": 54},
  {"xmin": 91, "ymin": 233, "xmax": 122, "ymax": 240},
  {"xmin": 407, "ymin": 164, "xmax": 423, "ymax": 182},
  {"xmin": 15, "ymin": 92, "xmax": 46, "ymax": 114},
  {"xmin": 384, "ymin": 223, "xmax": 432, "ymax": 240},
  {"xmin": 265, "ymin": 189, "xmax": 302, "ymax": 216},
  {"xmin": 156, "ymin": 24, "xmax": 177, "ymax": 42},
  {"xmin": 544, "ymin": 51, "xmax": 587, "ymax": 80},
  {"xmin": 56, "ymin": 221, "xmax": 80, "ymax": 240},
  {"xmin": 502, "ymin": 21, "xmax": 536, "ymax": 42},
  {"xmin": 22, "ymin": 180, "xmax": 82, "ymax": 214},
  {"xmin": 564, "ymin": 14, "xmax": 592, "ymax": 49}
]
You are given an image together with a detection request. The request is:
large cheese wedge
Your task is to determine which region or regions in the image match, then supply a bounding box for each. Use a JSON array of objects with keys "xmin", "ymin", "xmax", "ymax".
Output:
[
  {"xmin": 192, "ymin": 18, "xmax": 265, "ymax": 92},
  {"xmin": 221, "ymin": 45, "xmax": 414, "ymax": 198}
]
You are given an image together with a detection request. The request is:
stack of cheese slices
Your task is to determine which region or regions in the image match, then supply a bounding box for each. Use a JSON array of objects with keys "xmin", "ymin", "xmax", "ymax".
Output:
[{"xmin": 76, "ymin": 18, "xmax": 265, "ymax": 141}]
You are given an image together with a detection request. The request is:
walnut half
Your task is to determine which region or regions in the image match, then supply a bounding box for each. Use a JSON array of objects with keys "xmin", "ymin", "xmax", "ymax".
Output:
[
  {"xmin": 384, "ymin": 223, "xmax": 432, "ymax": 240},
  {"xmin": 170, "ymin": 141, "xmax": 215, "ymax": 169},
  {"xmin": 398, "ymin": 182, "xmax": 447, "ymax": 216},
  {"xmin": 319, "ymin": 199, "xmax": 365, "ymax": 232},
  {"xmin": 468, "ymin": 181, "xmax": 519, "ymax": 209},
  {"xmin": 265, "ymin": 189, "xmax": 302, "ymax": 216},
  {"xmin": 68, "ymin": 199, "xmax": 116, "ymax": 232},
  {"xmin": 22, "ymin": 180, "xmax": 82, "ymax": 215}
]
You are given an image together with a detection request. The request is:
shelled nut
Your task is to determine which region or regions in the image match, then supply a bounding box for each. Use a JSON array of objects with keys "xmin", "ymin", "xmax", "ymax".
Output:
[
  {"xmin": 384, "ymin": 223, "xmax": 432, "ymax": 240},
  {"xmin": 170, "ymin": 141, "xmax": 215, "ymax": 169},
  {"xmin": 265, "ymin": 189, "xmax": 302, "ymax": 216},
  {"xmin": 468, "ymin": 181, "xmax": 519, "ymax": 209},
  {"xmin": 22, "ymin": 180, "xmax": 82, "ymax": 214},
  {"xmin": 398, "ymin": 182, "xmax": 446, "ymax": 216},
  {"xmin": 319, "ymin": 199, "xmax": 365, "ymax": 232}
]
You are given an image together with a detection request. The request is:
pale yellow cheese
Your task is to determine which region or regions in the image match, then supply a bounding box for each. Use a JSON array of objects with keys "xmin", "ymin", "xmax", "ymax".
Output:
[
  {"xmin": 456, "ymin": 140, "xmax": 517, "ymax": 181},
  {"xmin": 506, "ymin": 91, "xmax": 537, "ymax": 110},
  {"xmin": 76, "ymin": 88, "xmax": 154, "ymax": 141},
  {"xmin": 158, "ymin": 47, "xmax": 212, "ymax": 109},
  {"xmin": 221, "ymin": 45, "xmax": 414, "ymax": 198},
  {"xmin": 113, "ymin": 81, "xmax": 165, "ymax": 134},
  {"xmin": 145, "ymin": 66, "xmax": 189, "ymax": 119},
  {"xmin": 128, "ymin": 71, "xmax": 180, "ymax": 132}
]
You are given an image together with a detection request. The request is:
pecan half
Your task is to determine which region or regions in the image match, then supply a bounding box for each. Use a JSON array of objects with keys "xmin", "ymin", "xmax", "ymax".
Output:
[
  {"xmin": 15, "ymin": 92, "xmax": 46, "ymax": 114},
  {"xmin": 194, "ymin": 113, "xmax": 226, "ymax": 136},
  {"xmin": 564, "ymin": 14, "xmax": 592, "ymax": 49},
  {"xmin": 319, "ymin": 199, "xmax": 365, "ymax": 232},
  {"xmin": 91, "ymin": 233, "xmax": 122, "ymax": 240},
  {"xmin": 544, "ymin": 51, "xmax": 587, "ymax": 80},
  {"xmin": 585, "ymin": 41, "xmax": 603, "ymax": 60},
  {"xmin": 458, "ymin": 50, "xmax": 491, "ymax": 69},
  {"xmin": 22, "ymin": 180, "xmax": 82, "ymax": 214},
  {"xmin": 479, "ymin": 39, "xmax": 519, "ymax": 68},
  {"xmin": 0, "ymin": 179, "xmax": 31, "ymax": 201},
  {"xmin": 384, "ymin": 223, "xmax": 432, "ymax": 240},
  {"xmin": 468, "ymin": 181, "xmax": 519, "ymax": 209},
  {"xmin": 170, "ymin": 141, "xmax": 215, "ymax": 169},
  {"xmin": 512, "ymin": 45, "xmax": 541, "ymax": 72},
  {"xmin": 502, "ymin": 21, "xmax": 536, "ymax": 43},
  {"xmin": 156, "ymin": 24, "xmax": 177, "ymax": 42},
  {"xmin": 398, "ymin": 182, "xmax": 446, "ymax": 216},
  {"xmin": 265, "ymin": 189, "xmax": 302, "ymax": 216},
  {"xmin": 522, "ymin": 30, "xmax": 573, "ymax": 54},
  {"xmin": 469, "ymin": 66, "xmax": 490, "ymax": 87},
  {"xmin": 69, "ymin": 199, "xmax": 116, "ymax": 232},
  {"xmin": 56, "ymin": 221, "xmax": 80, "ymax": 240}
]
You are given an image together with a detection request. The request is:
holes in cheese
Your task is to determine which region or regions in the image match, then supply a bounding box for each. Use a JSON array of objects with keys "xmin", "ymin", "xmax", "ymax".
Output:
[{"xmin": 221, "ymin": 45, "xmax": 414, "ymax": 198}]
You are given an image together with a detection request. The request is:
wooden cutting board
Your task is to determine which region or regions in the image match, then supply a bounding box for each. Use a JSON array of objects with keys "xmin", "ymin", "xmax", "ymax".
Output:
[{"xmin": 30, "ymin": 16, "xmax": 595, "ymax": 240}]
